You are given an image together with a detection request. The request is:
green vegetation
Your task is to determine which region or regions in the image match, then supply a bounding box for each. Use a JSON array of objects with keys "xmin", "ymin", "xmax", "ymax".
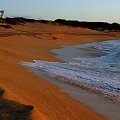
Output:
[
  {"xmin": 1, "ymin": 17, "xmax": 120, "ymax": 32},
  {"xmin": 55, "ymin": 19, "xmax": 120, "ymax": 32}
]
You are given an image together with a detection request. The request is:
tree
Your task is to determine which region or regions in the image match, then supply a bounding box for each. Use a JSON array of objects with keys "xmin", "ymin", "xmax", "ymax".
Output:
[{"xmin": 0, "ymin": 10, "xmax": 4, "ymax": 19}]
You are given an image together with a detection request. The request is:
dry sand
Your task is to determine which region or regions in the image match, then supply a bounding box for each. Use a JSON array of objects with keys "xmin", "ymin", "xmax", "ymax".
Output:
[{"xmin": 0, "ymin": 22, "xmax": 120, "ymax": 120}]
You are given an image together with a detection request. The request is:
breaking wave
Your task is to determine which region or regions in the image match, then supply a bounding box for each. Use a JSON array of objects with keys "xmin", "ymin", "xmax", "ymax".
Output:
[{"xmin": 22, "ymin": 40, "xmax": 120, "ymax": 102}]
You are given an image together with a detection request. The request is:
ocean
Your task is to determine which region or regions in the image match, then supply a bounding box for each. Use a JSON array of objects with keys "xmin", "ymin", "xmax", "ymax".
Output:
[{"xmin": 22, "ymin": 40, "xmax": 120, "ymax": 102}]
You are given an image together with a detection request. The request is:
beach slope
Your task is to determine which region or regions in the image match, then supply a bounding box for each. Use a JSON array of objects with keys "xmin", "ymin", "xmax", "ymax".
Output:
[{"xmin": 0, "ymin": 22, "xmax": 120, "ymax": 120}]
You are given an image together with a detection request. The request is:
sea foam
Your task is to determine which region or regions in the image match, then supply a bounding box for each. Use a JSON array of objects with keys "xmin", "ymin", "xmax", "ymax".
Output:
[{"xmin": 22, "ymin": 40, "xmax": 120, "ymax": 102}]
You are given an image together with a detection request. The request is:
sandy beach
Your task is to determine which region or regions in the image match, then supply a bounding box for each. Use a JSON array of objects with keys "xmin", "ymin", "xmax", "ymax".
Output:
[{"xmin": 0, "ymin": 22, "xmax": 120, "ymax": 120}]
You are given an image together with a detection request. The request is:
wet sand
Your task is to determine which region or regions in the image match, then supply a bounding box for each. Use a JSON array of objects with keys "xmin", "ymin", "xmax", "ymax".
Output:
[
  {"xmin": 27, "ymin": 67, "xmax": 120, "ymax": 120},
  {"xmin": 50, "ymin": 43, "xmax": 120, "ymax": 120},
  {"xmin": 0, "ymin": 22, "xmax": 120, "ymax": 120}
]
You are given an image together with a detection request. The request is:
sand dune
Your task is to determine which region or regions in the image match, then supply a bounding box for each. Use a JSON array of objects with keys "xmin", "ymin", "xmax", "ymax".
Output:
[{"xmin": 0, "ymin": 22, "xmax": 120, "ymax": 120}]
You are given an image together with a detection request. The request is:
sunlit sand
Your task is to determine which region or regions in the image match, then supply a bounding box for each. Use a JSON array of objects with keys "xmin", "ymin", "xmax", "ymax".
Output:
[{"xmin": 0, "ymin": 20, "xmax": 120, "ymax": 119}]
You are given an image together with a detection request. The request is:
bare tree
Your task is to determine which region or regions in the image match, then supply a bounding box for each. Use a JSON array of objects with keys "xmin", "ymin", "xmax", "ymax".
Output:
[{"xmin": 0, "ymin": 10, "xmax": 4, "ymax": 19}]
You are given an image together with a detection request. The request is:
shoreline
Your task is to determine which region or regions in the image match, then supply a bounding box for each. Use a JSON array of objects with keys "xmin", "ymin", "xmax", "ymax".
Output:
[
  {"xmin": 25, "ymin": 65, "xmax": 120, "ymax": 120},
  {"xmin": 0, "ymin": 22, "xmax": 120, "ymax": 120},
  {"xmin": 49, "ymin": 40, "xmax": 120, "ymax": 120},
  {"xmin": 22, "ymin": 39, "xmax": 120, "ymax": 120},
  {"xmin": 50, "ymin": 39, "xmax": 120, "ymax": 103}
]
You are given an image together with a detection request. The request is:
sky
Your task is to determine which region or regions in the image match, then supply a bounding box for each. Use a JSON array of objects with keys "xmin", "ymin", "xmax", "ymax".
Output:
[{"xmin": 0, "ymin": 0, "xmax": 120, "ymax": 23}]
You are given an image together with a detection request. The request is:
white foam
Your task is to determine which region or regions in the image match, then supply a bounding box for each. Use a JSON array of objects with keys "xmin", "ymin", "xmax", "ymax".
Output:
[{"xmin": 21, "ymin": 40, "xmax": 120, "ymax": 102}]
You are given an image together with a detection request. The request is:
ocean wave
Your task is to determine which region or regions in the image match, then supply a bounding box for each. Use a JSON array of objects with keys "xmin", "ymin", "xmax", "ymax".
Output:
[
  {"xmin": 22, "ymin": 59, "xmax": 120, "ymax": 102},
  {"xmin": 21, "ymin": 40, "xmax": 120, "ymax": 102}
]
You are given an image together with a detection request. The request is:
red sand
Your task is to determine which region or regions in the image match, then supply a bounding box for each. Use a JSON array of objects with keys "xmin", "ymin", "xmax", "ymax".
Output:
[{"xmin": 0, "ymin": 22, "xmax": 120, "ymax": 120}]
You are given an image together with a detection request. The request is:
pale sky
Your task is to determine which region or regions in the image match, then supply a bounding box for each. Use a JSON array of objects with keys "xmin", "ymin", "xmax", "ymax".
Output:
[{"xmin": 0, "ymin": 0, "xmax": 120, "ymax": 23}]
